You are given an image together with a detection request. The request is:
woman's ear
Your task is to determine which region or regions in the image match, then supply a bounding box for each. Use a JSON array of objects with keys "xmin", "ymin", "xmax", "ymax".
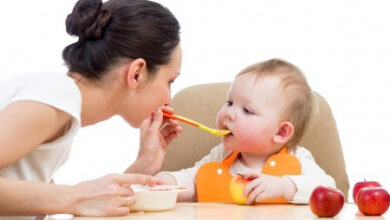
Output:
[
  {"xmin": 125, "ymin": 58, "xmax": 147, "ymax": 91},
  {"xmin": 273, "ymin": 121, "xmax": 294, "ymax": 145}
]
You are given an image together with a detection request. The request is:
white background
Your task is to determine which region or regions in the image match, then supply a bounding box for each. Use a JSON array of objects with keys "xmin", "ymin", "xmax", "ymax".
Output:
[{"xmin": 0, "ymin": 0, "xmax": 389, "ymax": 202}]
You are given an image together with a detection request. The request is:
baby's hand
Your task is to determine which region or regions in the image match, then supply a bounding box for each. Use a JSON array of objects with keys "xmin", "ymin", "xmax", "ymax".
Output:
[{"xmin": 243, "ymin": 173, "xmax": 297, "ymax": 204}]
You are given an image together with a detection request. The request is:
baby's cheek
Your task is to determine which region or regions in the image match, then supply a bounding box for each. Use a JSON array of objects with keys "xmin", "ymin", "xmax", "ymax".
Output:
[
  {"xmin": 216, "ymin": 111, "xmax": 224, "ymax": 129},
  {"xmin": 235, "ymin": 126, "xmax": 260, "ymax": 145},
  {"xmin": 234, "ymin": 125, "xmax": 251, "ymax": 137}
]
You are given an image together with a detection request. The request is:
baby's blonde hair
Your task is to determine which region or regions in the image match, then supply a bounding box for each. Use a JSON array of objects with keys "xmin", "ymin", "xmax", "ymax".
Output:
[{"xmin": 237, "ymin": 58, "xmax": 313, "ymax": 148}]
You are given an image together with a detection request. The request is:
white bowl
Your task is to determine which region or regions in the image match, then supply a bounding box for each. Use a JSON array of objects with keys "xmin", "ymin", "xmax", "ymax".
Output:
[{"xmin": 130, "ymin": 185, "xmax": 188, "ymax": 212}]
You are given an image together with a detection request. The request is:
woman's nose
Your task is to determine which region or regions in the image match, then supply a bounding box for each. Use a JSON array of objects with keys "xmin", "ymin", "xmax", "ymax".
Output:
[{"xmin": 165, "ymin": 96, "xmax": 171, "ymax": 106}]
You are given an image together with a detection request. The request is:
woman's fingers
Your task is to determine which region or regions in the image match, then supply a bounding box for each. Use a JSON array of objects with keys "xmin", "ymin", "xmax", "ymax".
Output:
[
  {"xmin": 164, "ymin": 133, "xmax": 178, "ymax": 145},
  {"xmin": 160, "ymin": 123, "xmax": 182, "ymax": 138},
  {"xmin": 140, "ymin": 113, "xmax": 153, "ymax": 129},
  {"xmin": 149, "ymin": 109, "xmax": 163, "ymax": 131},
  {"xmin": 116, "ymin": 186, "xmax": 133, "ymax": 197},
  {"xmin": 161, "ymin": 105, "xmax": 174, "ymax": 114},
  {"xmin": 73, "ymin": 174, "xmax": 157, "ymax": 217},
  {"xmin": 120, "ymin": 196, "xmax": 136, "ymax": 207},
  {"xmin": 162, "ymin": 118, "xmax": 179, "ymax": 128},
  {"xmin": 112, "ymin": 173, "xmax": 156, "ymax": 186},
  {"xmin": 112, "ymin": 207, "xmax": 130, "ymax": 216}
]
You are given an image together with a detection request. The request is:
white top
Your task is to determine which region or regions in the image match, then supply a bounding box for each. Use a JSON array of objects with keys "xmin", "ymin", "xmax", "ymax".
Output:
[
  {"xmin": 158, "ymin": 144, "xmax": 336, "ymax": 204},
  {"xmin": 0, "ymin": 73, "xmax": 81, "ymax": 182},
  {"xmin": 0, "ymin": 73, "xmax": 81, "ymax": 220}
]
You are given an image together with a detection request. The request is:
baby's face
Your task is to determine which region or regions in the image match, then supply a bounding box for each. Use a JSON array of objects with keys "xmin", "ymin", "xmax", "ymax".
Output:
[{"xmin": 217, "ymin": 74, "xmax": 287, "ymax": 156}]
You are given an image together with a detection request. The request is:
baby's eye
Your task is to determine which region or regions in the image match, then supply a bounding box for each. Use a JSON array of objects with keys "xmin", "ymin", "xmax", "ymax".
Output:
[
  {"xmin": 226, "ymin": 101, "xmax": 233, "ymax": 106},
  {"xmin": 243, "ymin": 108, "xmax": 253, "ymax": 115}
]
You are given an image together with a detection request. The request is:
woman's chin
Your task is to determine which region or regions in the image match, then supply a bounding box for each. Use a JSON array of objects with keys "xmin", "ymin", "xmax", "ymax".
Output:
[{"xmin": 125, "ymin": 117, "xmax": 143, "ymax": 128}]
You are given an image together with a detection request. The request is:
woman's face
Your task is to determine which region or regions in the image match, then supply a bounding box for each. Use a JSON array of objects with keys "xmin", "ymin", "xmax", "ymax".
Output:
[{"xmin": 122, "ymin": 44, "xmax": 182, "ymax": 127}]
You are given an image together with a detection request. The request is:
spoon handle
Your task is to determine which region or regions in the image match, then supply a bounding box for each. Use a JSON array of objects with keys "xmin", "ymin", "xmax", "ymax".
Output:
[{"xmin": 162, "ymin": 112, "xmax": 200, "ymax": 128}]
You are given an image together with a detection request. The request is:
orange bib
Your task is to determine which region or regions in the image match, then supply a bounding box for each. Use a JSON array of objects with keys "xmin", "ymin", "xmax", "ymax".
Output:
[{"xmin": 195, "ymin": 146, "xmax": 301, "ymax": 203}]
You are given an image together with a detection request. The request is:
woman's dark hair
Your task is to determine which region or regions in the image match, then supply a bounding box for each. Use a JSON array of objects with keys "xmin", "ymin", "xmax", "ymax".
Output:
[{"xmin": 63, "ymin": 0, "xmax": 180, "ymax": 80}]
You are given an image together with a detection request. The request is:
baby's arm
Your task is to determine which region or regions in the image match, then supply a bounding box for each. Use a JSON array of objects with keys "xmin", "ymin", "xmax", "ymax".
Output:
[
  {"xmin": 155, "ymin": 144, "xmax": 229, "ymax": 202},
  {"xmin": 243, "ymin": 173, "xmax": 297, "ymax": 204},
  {"xmin": 155, "ymin": 172, "xmax": 177, "ymax": 185},
  {"xmin": 155, "ymin": 171, "xmax": 196, "ymax": 202},
  {"xmin": 243, "ymin": 147, "xmax": 335, "ymax": 204}
]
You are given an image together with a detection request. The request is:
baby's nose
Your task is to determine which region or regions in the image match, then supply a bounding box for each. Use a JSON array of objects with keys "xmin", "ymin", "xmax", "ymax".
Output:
[{"xmin": 225, "ymin": 108, "xmax": 236, "ymax": 121}]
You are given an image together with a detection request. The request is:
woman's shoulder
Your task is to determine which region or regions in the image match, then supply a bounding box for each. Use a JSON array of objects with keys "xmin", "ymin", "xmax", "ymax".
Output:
[
  {"xmin": 1, "ymin": 73, "xmax": 82, "ymax": 122},
  {"xmin": 1, "ymin": 73, "xmax": 78, "ymax": 95},
  {"xmin": 23, "ymin": 73, "xmax": 79, "ymax": 95}
]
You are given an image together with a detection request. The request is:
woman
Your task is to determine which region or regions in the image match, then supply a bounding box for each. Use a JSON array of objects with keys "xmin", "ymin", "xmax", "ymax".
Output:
[{"xmin": 0, "ymin": 0, "xmax": 182, "ymax": 218}]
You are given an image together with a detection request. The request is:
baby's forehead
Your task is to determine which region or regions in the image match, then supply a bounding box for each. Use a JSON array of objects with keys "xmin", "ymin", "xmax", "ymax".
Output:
[
  {"xmin": 230, "ymin": 75, "xmax": 287, "ymax": 105},
  {"xmin": 233, "ymin": 74, "xmax": 284, "ymax": 94}
]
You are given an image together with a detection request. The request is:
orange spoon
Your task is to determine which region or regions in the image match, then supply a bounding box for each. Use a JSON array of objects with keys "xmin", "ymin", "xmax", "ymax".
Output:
[{"xmin": 163, "ymin": 112, "xmax": 230, "ymax": 136}]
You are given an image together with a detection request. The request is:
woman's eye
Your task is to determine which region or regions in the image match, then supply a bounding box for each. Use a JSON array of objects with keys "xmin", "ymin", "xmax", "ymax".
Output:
[
  {"xmin": 243, "ymin": 108, "xmax": 252, "ymax": 114},
  {"xmin": 226, "ymin": 101, "xmax": 233, "ymax": 106}
]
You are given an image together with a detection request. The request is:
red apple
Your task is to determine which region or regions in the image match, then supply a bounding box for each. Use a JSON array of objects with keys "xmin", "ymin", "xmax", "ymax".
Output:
[
  {"xmin": 309, "ymin": 186, "xmax": 344, "ymax": 217},
  {"xmin": 353, "ymin": 180, "xmax": 381, "ymax": 203},
  {"xmin": 229, "ymin": 175, "xmax": 251, "ymax": 204},
  {"xmin": 356, "ymin": 187, "xmax": 390, "ymax": 216}
]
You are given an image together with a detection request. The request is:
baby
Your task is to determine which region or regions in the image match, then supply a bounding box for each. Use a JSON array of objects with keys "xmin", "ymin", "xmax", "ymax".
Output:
[{"xmin": 156, "ymin": 58, "xmax": 336, "ymax": 204}]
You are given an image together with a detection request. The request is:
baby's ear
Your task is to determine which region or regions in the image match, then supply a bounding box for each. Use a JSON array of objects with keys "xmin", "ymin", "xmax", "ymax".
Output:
[{"xmin": 273, "ymin": 121, "xmax": 294, "ymax": 145}]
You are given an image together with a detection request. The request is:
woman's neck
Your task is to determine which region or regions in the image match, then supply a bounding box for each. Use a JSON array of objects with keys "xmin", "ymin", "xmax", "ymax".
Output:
[{"xmin": 68, "ymin": 73, "xmax": 117, "ymax": 127}]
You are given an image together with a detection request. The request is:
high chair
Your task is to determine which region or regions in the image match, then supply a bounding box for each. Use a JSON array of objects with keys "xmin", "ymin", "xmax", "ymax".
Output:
[{"xmin": 161, "ymin": 82, "xmax": 349, "ymax": 200}]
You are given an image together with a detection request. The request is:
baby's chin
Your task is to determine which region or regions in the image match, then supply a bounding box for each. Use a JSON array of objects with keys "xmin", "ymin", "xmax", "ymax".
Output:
[{"xmin": 222, "ymin": 141, "xmax": 238, "ymax": 151}]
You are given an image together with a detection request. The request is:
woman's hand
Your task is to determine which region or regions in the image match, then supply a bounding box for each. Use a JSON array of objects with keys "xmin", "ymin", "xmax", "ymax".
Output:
[
  {"xmin": 71, "ymin": 173, "xmax": 156, "ymax": 216},
  {"xmin": 127, "ymin": 106, "xmax": 182, "ymax": 175},
  {"xmin": 243, "ymin": 173, "xmax": 297, "ymax": 204}
]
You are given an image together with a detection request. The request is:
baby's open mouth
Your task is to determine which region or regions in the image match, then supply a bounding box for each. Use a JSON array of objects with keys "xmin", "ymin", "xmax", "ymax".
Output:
[{"xmin": 223, "ymin": 126, "xmax": 233, "ymax": 136}]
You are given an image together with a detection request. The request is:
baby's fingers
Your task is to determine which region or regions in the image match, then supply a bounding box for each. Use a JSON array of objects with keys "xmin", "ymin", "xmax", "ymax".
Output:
[
  {"xmin": 254, "ymin": 191, "xmax": 271, "ymax": 204},
  {"xmin": 244, "ymin": 172, "xmax": 261, "ymax": 180},
  {"xmin": 243, "ymin": 177, "xmax": 261, "ymax": 196},
  {"xmin": 246, "ymin": 186, "xmax": 265, "ymax": 205}
]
